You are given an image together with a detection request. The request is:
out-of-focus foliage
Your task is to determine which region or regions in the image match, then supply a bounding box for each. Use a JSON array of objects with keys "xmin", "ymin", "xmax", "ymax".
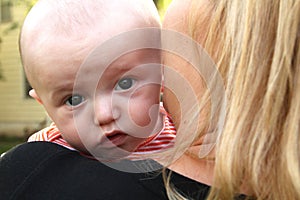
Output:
[
  {"xmin": 154, "ymin": 0, "xmax": 172, "ymax": 18},
  {"xmin": 0, "ymin": 0, "xmax": 37, "ymax": 80},
  {"xmin": 14, "ymin": 0, "xmax": 38, "ymax": 12}
]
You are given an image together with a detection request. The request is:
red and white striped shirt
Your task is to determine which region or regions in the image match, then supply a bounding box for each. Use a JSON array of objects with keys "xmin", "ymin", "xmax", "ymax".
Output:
[{"xmin": 28, "ymin": 106, "xmax": 176, "ymax": 160}]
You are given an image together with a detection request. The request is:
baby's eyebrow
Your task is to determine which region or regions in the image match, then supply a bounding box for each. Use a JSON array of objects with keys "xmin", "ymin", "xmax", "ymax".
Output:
[
  {"xmin": 50, "ymin": 83, "xmax": 74, "ymax": 101},
  {"xmin": 103, "ymin": 63, "xmax": 134, "ymax": 78}
]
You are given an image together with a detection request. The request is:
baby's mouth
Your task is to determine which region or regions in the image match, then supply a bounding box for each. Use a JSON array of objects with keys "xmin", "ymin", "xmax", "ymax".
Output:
[{"xmin": 104, "ymin": 131, "xmax": 128, "ymax": 146}]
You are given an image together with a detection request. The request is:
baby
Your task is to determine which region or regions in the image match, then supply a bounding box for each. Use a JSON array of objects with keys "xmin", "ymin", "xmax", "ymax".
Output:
[{"xmin": 20, "ymin": 0, "xmax": 176, "ymax": 161}]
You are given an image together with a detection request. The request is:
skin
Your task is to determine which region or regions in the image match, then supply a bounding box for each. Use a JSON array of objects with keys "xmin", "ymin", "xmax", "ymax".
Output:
[
  {"xmin": 22, "ymin": 1, "xmax": 162, "ymax": 160},
  {"xmin": 162, "ymin": 0, "xmax": 215, "ymax": 185}
]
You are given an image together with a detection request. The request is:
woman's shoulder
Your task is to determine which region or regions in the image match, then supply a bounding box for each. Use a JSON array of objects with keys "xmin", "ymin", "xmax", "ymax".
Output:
[
  {"xmin": 0, "ymin": 142, "xmax": 168, "ymax": 199},
  {"xmin": 0, "ymin": 142, "xmax": 212, "ymax": 200}
]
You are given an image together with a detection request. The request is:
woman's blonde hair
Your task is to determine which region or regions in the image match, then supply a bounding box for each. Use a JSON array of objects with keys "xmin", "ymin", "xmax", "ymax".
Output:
[{"xmin": 167, "ymin": 0, "xmax": 300, "ymax": 199}]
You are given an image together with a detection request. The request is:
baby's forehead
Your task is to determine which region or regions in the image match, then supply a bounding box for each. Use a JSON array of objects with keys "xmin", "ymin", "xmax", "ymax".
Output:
[
  {"xmin": 23, "ymin": 0, "xmax": 159, "ymax": 34},
  {"xmin": 21, "ymin": 0, "xmax": 161, "ymax": 86},
  {"xmin": 21, "ymin": 0, "xmax": 161, "ymax": 60},
  {"xmin": 81, "ymin": 49, "xmax": 161, "ymax": 74}
]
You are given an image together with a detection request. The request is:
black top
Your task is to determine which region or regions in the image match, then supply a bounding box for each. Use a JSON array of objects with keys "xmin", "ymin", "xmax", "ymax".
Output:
[{"xmin": 0, "ymin": 142, "xmax": 210, "ymax": 200}]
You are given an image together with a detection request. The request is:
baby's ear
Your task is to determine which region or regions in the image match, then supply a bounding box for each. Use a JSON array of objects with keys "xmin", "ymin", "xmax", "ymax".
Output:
[{"xmin": 29, "ymin": 89, "xmax": 43, "ymax": 104}]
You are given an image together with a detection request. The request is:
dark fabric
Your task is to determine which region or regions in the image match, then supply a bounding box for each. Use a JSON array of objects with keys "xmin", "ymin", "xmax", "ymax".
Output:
[{"xmin": 0, "ymin": 142, "xmax": 210, "ymax": 200}]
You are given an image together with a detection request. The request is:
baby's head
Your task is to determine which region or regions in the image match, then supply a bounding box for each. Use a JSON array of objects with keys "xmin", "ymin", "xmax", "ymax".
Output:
[
  {"xmin": 20, "ymin": 0, "xmax": 161, "ymax": 91},
  {"xmin": 20, "ymin": 0, "xmax": 162, "ymax": 159}
]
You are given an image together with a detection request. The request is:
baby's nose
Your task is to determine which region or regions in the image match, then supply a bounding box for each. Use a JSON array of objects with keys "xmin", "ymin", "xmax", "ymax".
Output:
[{"xmin": 93, "ymin": 95, "xmax": 120, "ymax": 126}]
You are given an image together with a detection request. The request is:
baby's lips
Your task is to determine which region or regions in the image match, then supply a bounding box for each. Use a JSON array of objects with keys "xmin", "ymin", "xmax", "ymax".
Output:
[{"xmin": 100, "ymin": 130, "xmax": 128, "ymax": 147}]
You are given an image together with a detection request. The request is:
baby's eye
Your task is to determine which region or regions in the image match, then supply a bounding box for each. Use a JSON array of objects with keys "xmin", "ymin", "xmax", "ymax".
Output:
[
  {"xmin": 115, "ymin": 78, "xmax": 135, "ymax": 91},
  {"xmin": 65, "ymin": 95, "xmax": 85, "ymax": 107}
]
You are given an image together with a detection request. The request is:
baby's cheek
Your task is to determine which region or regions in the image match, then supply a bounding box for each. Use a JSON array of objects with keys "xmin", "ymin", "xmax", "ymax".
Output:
[
  {"xmin": 58, "ymin": 122, "xmax": 87, "ymax": 152},
  {"xmin": 129, "ymin": 99, "xmax": 158, "ymax": 127},
  {"xmin": 128, "ymin": 84, "xmax": 160, "ymax": 126}
]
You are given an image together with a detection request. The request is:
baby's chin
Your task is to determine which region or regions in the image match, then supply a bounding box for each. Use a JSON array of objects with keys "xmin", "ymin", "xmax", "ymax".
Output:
[{"xmin": 73, "ymin": 136, "xmax": 145, "ymax": 160}]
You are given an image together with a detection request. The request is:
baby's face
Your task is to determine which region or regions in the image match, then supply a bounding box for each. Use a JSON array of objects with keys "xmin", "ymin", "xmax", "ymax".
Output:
[
  {"xmin": 21, "ymin": 0, "xmax": 162, "ymax": 160},
  {"xmin": 35, "ymin": 47, "xmax": 162, "ymax": 160}
]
